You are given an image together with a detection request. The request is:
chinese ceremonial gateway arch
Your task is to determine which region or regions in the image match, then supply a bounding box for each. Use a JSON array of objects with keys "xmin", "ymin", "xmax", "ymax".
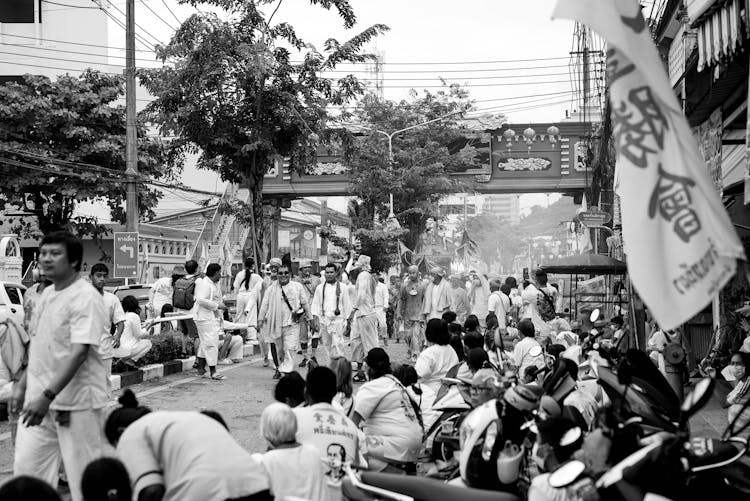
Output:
[{"xmin": 257, "ymin": 122, "xmax": 595, "ymax": 200}]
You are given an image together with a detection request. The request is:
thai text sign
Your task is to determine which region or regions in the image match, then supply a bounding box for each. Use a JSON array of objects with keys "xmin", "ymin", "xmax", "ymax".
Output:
[
  {"xmin": 113, "ymin": 232, "xmax": 139, "ymax": 279},
  {"xmin": 553, "ymin": 0, "xmax": 745, "ymax": 330}
]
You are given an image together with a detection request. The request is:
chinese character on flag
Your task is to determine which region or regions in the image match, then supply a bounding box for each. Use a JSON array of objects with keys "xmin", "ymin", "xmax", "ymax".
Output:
[{"xmin": 552, "ymin": 0, "xmax": 745, "ymax": 330}]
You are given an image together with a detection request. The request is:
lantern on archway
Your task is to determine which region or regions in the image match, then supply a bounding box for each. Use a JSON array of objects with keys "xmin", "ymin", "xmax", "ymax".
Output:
[
  {"xmin": 547, "ymin": 125, "xmax": 560, "ymax": 147},
  {"xmin": 503, "ymin": 129, "xmax": 516, "ymax": 152},
  {"xmin": 523, "ymin": 127, "xmax": 536, "ymax": 153}
]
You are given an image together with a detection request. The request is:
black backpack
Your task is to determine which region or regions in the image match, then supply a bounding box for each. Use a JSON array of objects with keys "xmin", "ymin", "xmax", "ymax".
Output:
[
  {"xmin": 537, "ymin": 289, "xmax": 556, "ymax": 322},
  {"xmin": 172, "ymin": 276, "xmax": 198, "ymax": 310}
]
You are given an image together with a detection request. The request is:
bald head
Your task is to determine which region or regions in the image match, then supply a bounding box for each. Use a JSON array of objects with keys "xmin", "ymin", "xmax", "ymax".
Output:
[{"xmin": 407, "ymin": 265, "xmax": 419, "ymax": 281}]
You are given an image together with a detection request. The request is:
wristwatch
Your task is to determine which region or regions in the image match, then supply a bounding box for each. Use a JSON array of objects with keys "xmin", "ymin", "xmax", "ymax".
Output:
[{"xmin": 42, "ymin": 389, "xmax": 57, "ymax": 401}]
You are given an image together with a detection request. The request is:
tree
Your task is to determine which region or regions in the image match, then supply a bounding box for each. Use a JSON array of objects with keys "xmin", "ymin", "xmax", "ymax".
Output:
[
  {"xmin": 345, "ymin": 88, "xmax": 485, "ymax": 270},
  {"xmin": 139, "ymin": 0, "xmax": 388, "ymax": 266},
  {"xmin": 465, "ymin": 212, "xmax": 523, "ymax": 271},
  {"xmin": 0, "ymin": 71, "xmax": 179, "ymax": 238}
]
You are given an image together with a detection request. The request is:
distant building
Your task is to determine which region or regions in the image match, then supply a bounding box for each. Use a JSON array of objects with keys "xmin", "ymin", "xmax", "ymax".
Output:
[{"xmin": 480, "ymin": 194, "xmax": 521, "ymax": 224}]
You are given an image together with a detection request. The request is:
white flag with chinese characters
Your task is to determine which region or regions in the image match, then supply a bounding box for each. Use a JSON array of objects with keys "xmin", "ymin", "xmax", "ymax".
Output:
[{"xmin": 553, "ymin": 0, "xmax": 746, "ymax": 330}]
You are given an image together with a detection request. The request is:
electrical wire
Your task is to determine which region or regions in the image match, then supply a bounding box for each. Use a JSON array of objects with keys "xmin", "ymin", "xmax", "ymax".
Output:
[
  {"xmin": 158, "ymin": 0, "xmax": 183, "ymax": 25},
  {"xmin": 42, "ymin": 0, "xmax": 98, "ymax": 9},
  {"xmin": 0, "ymin": 42, "xmax": 163, "ymax": 64},
  {"xmin": 100, "ymin": 0, "xmax": 164, "ymax": 47},
  {"xmin": 0, "ymin": 50, "xmax": 164, "ymax": 70},
  {"xmin": 140, "ymin": 0, "xmax": 178, "ymax": 31},
  {"xmin": 90, "ymin": 0, "xmax": 155, "ymax": 52},
  {"xmin": 0, "ymin": 32, "xmax": 155, "ymax": 53}
]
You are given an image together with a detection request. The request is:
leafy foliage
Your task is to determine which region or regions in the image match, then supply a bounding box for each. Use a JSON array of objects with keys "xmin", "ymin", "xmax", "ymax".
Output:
[
  {"xmin": 0, "ymin": 71, "xmax": 179, "ymax": 237},
  {"xmin": 345, "ymin": 87, "xmax": 483, "ymax": 268},
  {"xmin": 140, "ymin": 0, "xmax": 388, "ymax": 262}
]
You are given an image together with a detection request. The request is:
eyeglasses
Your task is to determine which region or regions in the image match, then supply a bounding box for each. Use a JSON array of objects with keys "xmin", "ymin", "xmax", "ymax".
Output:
[{"xmin": 279, "ymin": 271, "xmax": 291, "ymax": 276}]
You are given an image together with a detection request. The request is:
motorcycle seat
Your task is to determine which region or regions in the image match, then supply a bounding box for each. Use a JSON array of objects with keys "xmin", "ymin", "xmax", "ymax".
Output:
[
  {"xmin": 360, "ymin": 471, "xmax": 520, "ymax": 501},
  {"xmin": 687, "ymin": 438, "xmax": 742, "ymax": 468}
]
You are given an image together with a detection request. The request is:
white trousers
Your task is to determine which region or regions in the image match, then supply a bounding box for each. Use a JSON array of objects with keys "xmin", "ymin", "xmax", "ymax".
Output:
[
  {"xmin": 14, "ymin": 408, "xmax": 108, "ymax": 501},
  {"xmin": 320, "ymin": 317, "xmax": 347, "ymax": 358},
  {"xmin": 196, "ymin": 318, "xmax": 220, "ymax": 366},
  {"xmin": 274, "ymin": 324, "xmax": 299, "ymax": 373},
  {"xmin": 224, "ymin": 334, "xmax": 244, "ymax": 360}
]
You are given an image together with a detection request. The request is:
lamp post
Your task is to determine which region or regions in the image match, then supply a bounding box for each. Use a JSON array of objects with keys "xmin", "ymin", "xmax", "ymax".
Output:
[{"xmin": 341, "ymin": 110, "xmax": 462, "ymax": 227}]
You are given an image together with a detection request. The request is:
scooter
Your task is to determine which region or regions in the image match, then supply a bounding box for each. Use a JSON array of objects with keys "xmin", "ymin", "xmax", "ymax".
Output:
[{"xmin": 547, "ymin": 377, "xmax": 750, "ymax": 500}]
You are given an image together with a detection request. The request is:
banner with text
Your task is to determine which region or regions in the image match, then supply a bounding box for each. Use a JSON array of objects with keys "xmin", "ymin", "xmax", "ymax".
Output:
[{"xmin": 553, "ymin": 0, "xmax": 745, "ymax": 330}]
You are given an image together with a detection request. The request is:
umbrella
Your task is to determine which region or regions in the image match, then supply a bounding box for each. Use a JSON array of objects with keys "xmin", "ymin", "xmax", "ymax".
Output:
[{"xmin": 538, "ymin": 254, "xmax": 627, "ymax": 275}]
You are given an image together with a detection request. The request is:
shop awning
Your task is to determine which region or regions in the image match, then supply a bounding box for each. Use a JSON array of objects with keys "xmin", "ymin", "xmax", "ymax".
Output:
[
  {"xmin": 538, "ymin": 254, "xmax": 627, "ymax": 275},
  {"xmin": 690, "ymin": 0, "xmax": 747, "ymax": 72}
]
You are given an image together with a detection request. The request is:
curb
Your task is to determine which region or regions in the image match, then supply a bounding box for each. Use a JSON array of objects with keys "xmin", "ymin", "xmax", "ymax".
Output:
[{"xmin": 110, "ymin": 342, "xmax": 259, "ymax": 391}]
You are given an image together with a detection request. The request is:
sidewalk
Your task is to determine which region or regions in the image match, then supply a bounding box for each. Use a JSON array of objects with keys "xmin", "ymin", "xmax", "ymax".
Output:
[{"xmin": 689, "ymin": 378, "xmax": 731, "ymax": 438}]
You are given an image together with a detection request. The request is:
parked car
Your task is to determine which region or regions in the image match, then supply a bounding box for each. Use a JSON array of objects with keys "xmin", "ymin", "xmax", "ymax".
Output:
[
  {"xmin": 111, "ymin": 284, "xmax": 152, "ymax": 322},
  {"xmin": 0, "ymin": 282, "xmax": 27, "ymax": 326}
]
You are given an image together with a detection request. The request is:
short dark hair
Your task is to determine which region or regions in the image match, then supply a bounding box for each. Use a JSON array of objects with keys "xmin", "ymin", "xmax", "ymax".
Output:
[
  {"xmin": 160, "ymin": 304, "xmax": 174, "ymax": 317},
  {"xmin": 535, "ymin": 269, "xmax": 548, "ymax": 285},
  {"xmin": 500, "ymin": 284, "xmax": 511, "ymax": 296},
  {"xmin": 425, "ymin": 318, "xmax": 451, "ymax": 345},
  {"xmin": 40, "ymin": 231, "xmax": 83, "ymax": 272},
  {"xmin": 518, "ymin": 318, "xmax": 535, "ymax": 337},
  {"xmin": 464, "ymin": 331, "xmax": 484, "ymax": 350},
  {"xmin": 442, "ymin": 311, "xmax": 457, "ymax": 323},
  {"xmin": 467, "ymin": 347, "xmax": 489, "ymax": 372},
  {"xmin": 206, "ymin": 263, "xmax": 221, "ymax": 278},
  {"xmin": 325, "ymin": 263, "xmax": 338, "ymax": 271},
  {"xmin": 105, "ymin": 390, "xmax": 151, "ymax": 445},
  {"xmin": 274, "ymin": 371, "xmax": 305, "ymax": 407},
  {"xmin": 548, "ymin": 344, "xmax": 566, "ymax": 360},
  {"xmin": 306, "ymin": 366, "xmax": 337, "ymax": 404},
  {"xmin": 185, "ymin": 260, "xmax": 199, "ymax": 274},
  {"xmin": 121, "ymin": 295, "xmax": 140, "ymax": 314},
  {"xmin": 90, "ymin": 263, "xmax": 109, "ymax": 276},
  {"xmin": 464, "ymin": 315, "xmax": 480, "ymax": 332},
  {"xmin": 243, "ymin": 257, "xmax": 254, "ymax": 269},
  {"xmin": 366, "ymin": 347, "xmax": 391, "ymax": 378},
  {"xmin": 0, "ymin": 476, "xmax": 61, "ymax": 501},
  {"xmin": 81, "ymin": 458, "xmax": 131, "ymax": 501},
  {"xmin": 611, "ymin": 316, "xmax": 624, "ymax": 327},
  {"xmin": 505, "ymin": 276, "xmax": 518, "ymax": 288}
]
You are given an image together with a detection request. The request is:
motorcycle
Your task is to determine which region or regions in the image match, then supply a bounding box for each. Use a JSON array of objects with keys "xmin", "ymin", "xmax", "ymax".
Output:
[{"xmin": 547, "ymin": 377, "xmax": 750, "ymax": 500}]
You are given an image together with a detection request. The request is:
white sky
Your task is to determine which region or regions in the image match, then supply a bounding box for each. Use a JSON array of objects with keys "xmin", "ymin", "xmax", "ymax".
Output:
[{"xmin": 92, "ymin": 0, "xmax": 579, "ymax": 219}]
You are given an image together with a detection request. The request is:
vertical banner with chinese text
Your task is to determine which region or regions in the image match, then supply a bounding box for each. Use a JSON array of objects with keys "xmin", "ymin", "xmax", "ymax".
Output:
[{"xmin": 553, "ymin": 0, "xmax": 745, "ymax": 330}]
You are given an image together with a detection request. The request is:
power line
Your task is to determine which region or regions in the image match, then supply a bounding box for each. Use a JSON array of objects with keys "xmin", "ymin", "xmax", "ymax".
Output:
[
  {"xmin": 90, "ymin": 0, "xmax": 155, "ymax": 51},
  {"xmin": 96, "ymin": 0, "xmax": 163, "ymax": 48},
  {"xmin": 0, "ymin": 50, "xmax": 163, "ymax": 71},
  {"xmin": 42, "ymin": 0, "xmax": 98, "ymax": 9},
  {"xmin": 304, "ymin": 56, "xmax": 573, "ymax": 65},
  {"xmin": 0, "ymin": 32, "xmax": 155, "ymax": 53},
  {"xmin": 140, "ymin": 0, "xmax": 178, "ymax": 31},
  {"xmin": 0, "ymin": 42, "xmax": 162, "ymax": 64},
  {"xmin": 157, "ymin": 0, "xmax": 182, "ymax": 25}
]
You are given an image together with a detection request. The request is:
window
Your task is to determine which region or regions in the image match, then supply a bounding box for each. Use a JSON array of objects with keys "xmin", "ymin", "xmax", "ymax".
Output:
[
  {"xmin": 4, "ymin": 286, "xmax": 22, "ymax": 305},
  {"xmin": 0, "ymin": 0, "xmax": 40, "ymax": 23}
]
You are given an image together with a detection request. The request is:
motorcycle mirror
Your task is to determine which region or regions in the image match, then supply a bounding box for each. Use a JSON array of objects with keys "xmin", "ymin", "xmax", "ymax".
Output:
[
  {"xmin": 548, "ymin": 460, "xmax": 586, "ymax": 488},
  {"xmin": 559, "ymin": 426, "xmax": 582, "ymax": 447},
  {"xmin": 590, "ymin": 308, "xmax": 600, "ymax": 323},
  {"xmin": 681, "ymin": 377, "xmax": 715, "ymax": 417},
  {"xmin": 529, "ymin": 345, "xmax": 543, "ymax": 358}
]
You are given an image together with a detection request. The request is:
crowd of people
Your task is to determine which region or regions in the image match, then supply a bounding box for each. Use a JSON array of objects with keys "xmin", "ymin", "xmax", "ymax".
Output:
[{"xmin": 4, "ymin": 232, "xmax": 750, "ymax": 501}]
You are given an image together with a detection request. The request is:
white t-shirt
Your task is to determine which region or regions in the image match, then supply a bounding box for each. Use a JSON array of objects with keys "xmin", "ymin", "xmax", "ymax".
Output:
[
  {"xmin": 513, "ymin": 336, "xmax": 544, "ymax": 377},
  {"xmin": 312, "ymin": 282, "xmax": 352, "ymax": 320},
  {"xmin": 99, "ymin": 291, "xmax": 126, "ymax": 360},
  {"xmin": 353, "ymin": 375, "xmax": 422, "ymax": 463},
  {"xmin": 374, "ymin": 282, "xmax": 389, "ymax": 310},
  {"xmin": 150, "ymin": 276, "xmax": 173, "ymax": 315},
  {"xmin": 256, "ymin": 444, "xmax": 330, "ymax": 501},
  {"xmin": 415, "ymin": 344, "xmax": 460, "ymax": 393},
  {"xmin": 114, "ymin": 312, "xmax": 146, "ymax": 357},
  {"xmin": 193, "ymin": 277, "xmax": 222, "ymax": 322},
  {"xmin": 26, "ymin": 278, "xmax": 108, "ymax": 411},
  {"xmin": 294, "ymin": 403, "xmax": 362, "ymax": 501},
  {"xmin": 118, "ymin": 411, "xmax": 269, "ymax": 501},
  {"xmin": 234, "ymin": 269, "xmax": 262, "ymax": 294},
  {"xmin": 487, "ymin": 291, "xmax": 510, "ymax": 328}
]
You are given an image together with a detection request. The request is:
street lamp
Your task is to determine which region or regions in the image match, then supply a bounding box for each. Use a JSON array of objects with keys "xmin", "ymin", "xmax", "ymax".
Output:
[{"xmin": 338, "ymin": 110, "xmax": 463, "ymax": 227}]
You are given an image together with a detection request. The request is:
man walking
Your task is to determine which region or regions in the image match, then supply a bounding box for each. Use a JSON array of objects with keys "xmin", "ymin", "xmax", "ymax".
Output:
[
  {"xmin": 397, "ymin": 265, "xmax": 425, "ymax": 362},
  {"xmin": 423, "ymin": 266, "xmax": 450, "ymax": 321},
  {"xmin": 349, "ymin": 255, "xmax": 379, "ymax": 383},
  {"xmin": 248, "ymin": 259, "xmax": 280, "ymax": 368},
  {"xmin": 488, "ymin": 279, "xmax": 510, "ymax": 334},
  {"xmin": 193, "ymin": 263, "xmax": 227, "ymax": 380},
  {"xmin": 259, "ymin": 263, "xmax": 313, "ymax": 379},
  {"xmin": 89, "ymin": 263, "xmax": 126, "ymax": 386},
  {"xmin": 295, "ymin": 259, "xmax": 321, "ymax": 368},
  {"xmin": 374, "ymin": 276, "xmax": 390, "ymax": 347},
  {"xmin": 312, "ymin": 263, "xmax": 352, "ymax": 362},
  {"xmin": 448, "ymin": 274, "xmax": 470, "ymax": 324},
  {"xmin": 12, "ymin": 231, "xmax": 108, "ymax": 501}
]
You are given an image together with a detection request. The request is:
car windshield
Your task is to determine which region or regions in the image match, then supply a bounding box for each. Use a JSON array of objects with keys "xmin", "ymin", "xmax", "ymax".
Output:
[{"xmin": 114, "ymin": 287, "xmax": 151, "ymax": 301}]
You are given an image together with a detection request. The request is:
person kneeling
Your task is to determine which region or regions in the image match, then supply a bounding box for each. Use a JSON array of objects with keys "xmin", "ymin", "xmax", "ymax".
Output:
[{"xmin": 113, "ymin": 296, "xmax": 152, "ymax": 367}]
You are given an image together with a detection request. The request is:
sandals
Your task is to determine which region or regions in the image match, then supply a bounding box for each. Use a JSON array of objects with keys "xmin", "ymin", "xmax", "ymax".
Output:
[{"xmin": 210, "ymin": 373, "xmax": 226, "ymax": 380}]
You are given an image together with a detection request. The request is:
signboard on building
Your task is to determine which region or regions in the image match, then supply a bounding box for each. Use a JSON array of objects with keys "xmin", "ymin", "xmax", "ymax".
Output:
[
  {"xmin": 576, "ymin": 207, "xmax": 612, "ymax": 226},
  {"xmin": 113, "ymin": 232, "xmax": 139, "ymax": 279}
]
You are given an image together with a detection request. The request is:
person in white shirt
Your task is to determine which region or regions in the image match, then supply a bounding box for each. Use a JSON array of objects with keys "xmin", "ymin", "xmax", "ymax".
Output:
[
  {"xmin": 113, "ymin": 296, "xmax": 153, "ymax": 366},
  {"xmin": 513, "ymin": 319, "xmax": 545, "ymax": 377},
  {"xmin": 233, "ymin": 257, "xmax": 262, "ymax": 328},
  {"xmin": 247, "ymin": 262, "xmax": 276, "ymax": 368},
  {"xmin": 192, "ymin": 263, "xmax": 228, "ymax": 380},
  {"xmin": 448, "ymin": 275, "xmax": 470, "ymax": 325},
  {"xmin": 312, "ymin": 264, "xmax": 352, "ymax": 363},
  {"xmin": 422, "ymin": 267, "xmax": 450, "ymax": 321},
  {"xmin": 148, "ymin": 265, "xmax": 185, "ymax": 334},
  {"xmin": 12, "ymin": 231, "xmax": 109, "ymax": 501},
  {"xmin": 348, "ymin": 256, "xmax": 379, "ymax": 383},
  {"xmin": 521, "ymin": 280, "xmax": 550, "ymax": 337},
  {"xmin": 415, "ymin": 319, "xmax": 460, "ymax": 393},
  {"xmin": 374, "ymin": 276, "xmax": 390, "ymax": 347},
  {"xmin": 106, "ymin": 390, "xmax": 271, "ymax": 501},
  {"xmin": 89, "ymin": 263, "xmax": 126, "ymax": 384},
  {"xmin": 259, "ymin": 263, "xmax": 314, "ymax": 379},
  {"xmin": 294, "ymin": 367, "xmax": 363, "ymax": 501},
  {"xmin": 255, "ymin": 402, "xmax": 329, "ymax": 501},
  {"xmin": 487, "ymin": 279, "xmax": 510, "ymax": 333},
  {"xmin": 468, "ymin": 272, "xmax": 490, "ymax": 327}
]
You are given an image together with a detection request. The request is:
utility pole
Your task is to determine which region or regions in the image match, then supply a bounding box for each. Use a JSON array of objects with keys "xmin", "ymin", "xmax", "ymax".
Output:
[{"xmin": 125, "ymin": 0, "xmax": 138, "ymax": 232}]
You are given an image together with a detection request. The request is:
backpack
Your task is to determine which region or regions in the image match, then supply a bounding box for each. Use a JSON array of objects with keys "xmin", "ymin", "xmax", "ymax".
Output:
[
  {"xmin": 172, "ymin": 276, "xmax": 198, "ymax": 310},
  {"xmin": 537, "ymin": 288, "xmax": 556, "ymax": 322}
]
